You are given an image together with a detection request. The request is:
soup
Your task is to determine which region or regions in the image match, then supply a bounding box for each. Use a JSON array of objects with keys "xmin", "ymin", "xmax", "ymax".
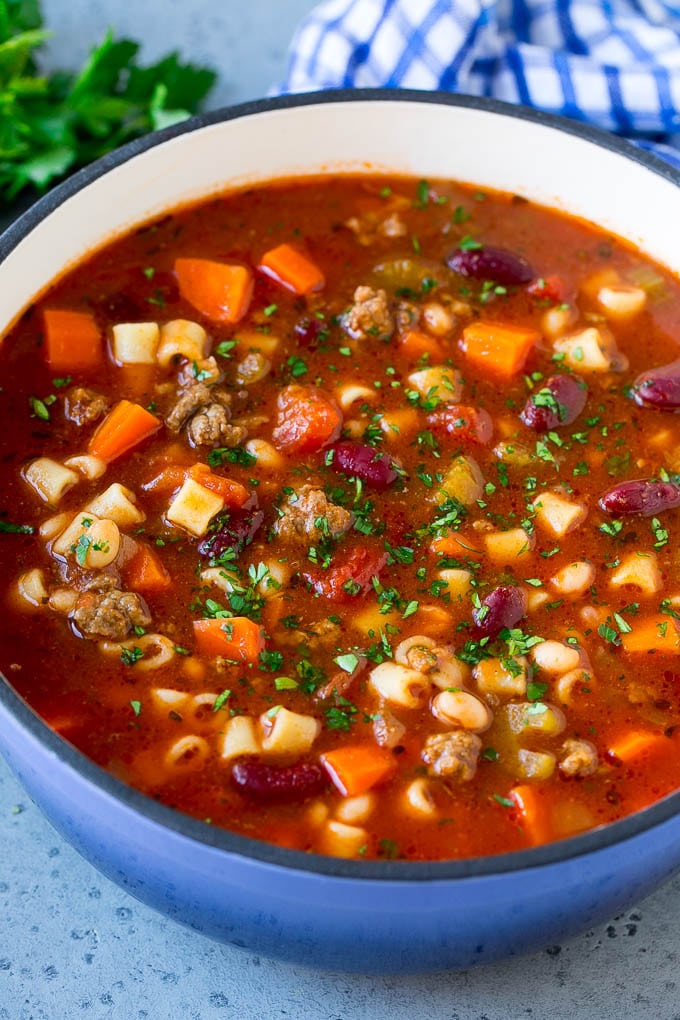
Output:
[{"xmin": 2, "ymin": 176, "xmax": 680, "ymax": 861}]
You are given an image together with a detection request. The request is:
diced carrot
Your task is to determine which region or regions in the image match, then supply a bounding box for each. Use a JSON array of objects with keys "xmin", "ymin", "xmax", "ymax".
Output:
[
  {"xmin": 272, "ymin": 384, "xmax": 342, "ymax": 454},
  {"xmin": 607, "ymin": 730, "xmax": 670, "ymax": 764},
  {"xmin": 43, "ymin": 309, "xmax": 103, "ymax": 374},
  {"xmin": 258, "ymin": 243, "xmax": 325, "ymax": 295},
  {"xmin": 510, "ymin": 785, "xmax": 554, "ymax": 846},
  {"xmin": 123, "ymin": 543, "xmax": 172, "ymax": 594},
  {"xmin": 430, "ymin": 529, "xmax": 483, "ymax": 559},
  {"xmin": 620, "ymin": 615, "xmax": 680, "ymax": 654},
  {"xmin": 187, "ymin": 464, "xmax": 249, "ymax": 508},
  {"xmin": 460, "ymin": 320, "xmax": 540, "ymax": 378},
  {"xmin": 193, "ymin": 617, "xmax": 265, "ymax": 662},
  {"xmin": 400, "ymin": 330, "xmax": 443, "ymax": 360},
  {"xmin": 88, "ymin": 399, "xmax": 161, "ymax": 463},
  {"xmin": 175, "ymin": 257, "xmax": 254, "ymax": 324},
  {"xmin": 321, "ymin": 744, "xmax": 397, "ymax": 797}
]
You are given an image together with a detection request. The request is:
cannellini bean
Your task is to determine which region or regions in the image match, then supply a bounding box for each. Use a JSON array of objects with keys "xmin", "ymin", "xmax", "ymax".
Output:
[
  {"xmin": 81, "ymin": 518, "xmax": 120, "ymax": 568},
  {"xmin": 516, "ymin": 749, "xmax": 556, "ymax": 782},
  {"xmin": 369, "ymin": 662, "xmax": 431, "ymax": 708},
  {"xmin": 17, "ymin": 568, "xmax": 48, "ymax": 607},
  {"xmin": 404, "ymin": 777, "xmax": 438, "ymax": 818},
  {"xmin": 550, "ymin": 560, "xmax": 595, "ymax": 599},
  {"xmin": 244, "ymin": 438, "xmax": 285, "ymax": 470},
  {"xmin": 63, "ymin": 455, "xmax": 107, "ymax": 480},
  {"xmin": 541, "ymin": 304, "xmax": 577, "ymax": 339},
  {"xmin": 320, "ymin": 820, "xmax": 367, "ymax": 858},
  {"xmin": 48, "ymin": 588, "xmax": 78, "ymax": 614},
  {"xmin": 609, "ymin": 551, "xmax": 662, "ymax": 595},
  {"xmin": 531, "ymin": 640, "xmax": 581, "ymax": 674},
  {"xmin": 431, "ymin": 690, "xmax": 492, "ymax": 732},
  {"xmin": 335, "ymin": 793, "xmax": 376, "ymax": 825},
  {"xmin": 421, "ymin": 301, "xmax": 455, "ymax": 336},
  {"xmin": 164, "ymin": 734, "xmax": 210, "ymax": 772},
  {"xmin": 555, "ymin": 668, "xmax": 594, "ymax": 705}
]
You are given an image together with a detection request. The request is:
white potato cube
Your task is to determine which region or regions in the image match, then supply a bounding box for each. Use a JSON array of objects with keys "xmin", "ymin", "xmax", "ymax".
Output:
[
  {"xmin": 610, "ymin": 551, "xmax": 662, "ymax": 595},
  {"xmin": 111, "ymin": 322, "xmax": 160, "ymax": 365},
  {"xmin": 436, "ymin": 455, "xmax": 484, "ymax": 506},
  {"xmin": 407, "ymin": 365, "xmax": 463, "ymax": 402},
  {"xmin": 474, "ymin": 656, "xmax": 528, "ymax": 700},
  {"xmin": 554, "ymin": 327, "xmax": 627, "ymax": 373},
  {"xmin": 23, "ymin": 458, "xmax": 79, "ymax": 506},
  {"xmin": 86, "ymin": 483, "xmax": 145, "ymax": 528},
  {"xmin": 484, "ymin": 527, "xmax": 534, "ymax": 564},
  {"xmin": 219, "ymin": 716, "xmax": 261, "ymax": 761},
  {"xmin": 531, "ymin": 490, "xmax": 587, "ymax": 538},
  {"xmin": 166, "ymin": 478, "xmax": 223, "ymax": 536},
  {"xmin": 437, "ymin": 568, "xmax": 472, "ymax": 598},
  {"xmin": 260, "ymin": 707, "xmax": 320, "ymax": 756}
]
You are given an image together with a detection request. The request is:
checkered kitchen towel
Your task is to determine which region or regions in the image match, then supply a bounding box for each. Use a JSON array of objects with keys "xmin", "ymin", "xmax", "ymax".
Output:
[{"xmin": 278, "ymin": 0, "xmax": 680, "ymax": 168}]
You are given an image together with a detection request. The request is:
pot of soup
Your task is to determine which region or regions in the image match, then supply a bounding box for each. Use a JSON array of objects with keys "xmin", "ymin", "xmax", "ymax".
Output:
[{"xmin": 1, "ymin": 91, "xmax": 680, "ymax": 972}]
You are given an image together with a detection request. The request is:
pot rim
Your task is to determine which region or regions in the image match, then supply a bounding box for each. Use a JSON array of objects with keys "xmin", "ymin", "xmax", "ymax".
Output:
[{"xmin": 2, "ymin": 87, "xmax": 680, "ymax": 882}]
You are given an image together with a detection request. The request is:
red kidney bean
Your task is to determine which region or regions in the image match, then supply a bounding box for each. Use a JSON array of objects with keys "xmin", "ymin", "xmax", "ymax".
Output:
[
  {"xmin": 198, "ymin": 501, "xmax": 264, "ymax": 561},
  {"xmin": 428, "ymin": 405, "xmax": 493, "ymax": 445},
  {"xmin": 599, "ymin": 479, "xmax": 680, "ymax": 517},
  {"xmin": 231, "ymin": 760, "xmax": 326, "ymax": 802},
  {"xmin": 632, "ymin": 359, "xmax": 680, "ymax": 410},
  {"xmin": 473, "ymin": 585, "xmax": 528, "ymax": 639},
  {"xmin": 294, "ymin": 316, "xmax": 327, "ymax": 350},
  {"xmin": 520, "ymin": 374, "xmax": 587, "ymax": 431},
  {"xmin": 447, "ymin": 245, "xmax": 534, "ymax": 285},
  {"xmin": 328, "ymin": 441, "xmax": 401, "ymax": 488}
]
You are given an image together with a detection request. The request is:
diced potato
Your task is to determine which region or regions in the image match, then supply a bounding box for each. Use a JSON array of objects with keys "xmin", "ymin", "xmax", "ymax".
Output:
[
  {"xmin": 379, "ymin": 407, "xmax": 419, "ymax": 442},
  {"xmin": 474, "ymin": 656, "xmax": 528, "ymax": 700},
  {"xmin": 351, "ymin": 604, "xmax": 401, "ymax": 636},
  {"xmin": 435, "ymin": 455, "xmax": 484, "ymax": 506},
  {"xmin": 553, "ymin": 326, "xmax": 627, "ymax": 373},
  {"xmin": 23, "ymin": 458, "xmax": 79, "ymax": 506},
  {"xmin": 437, "ymin": 567, "xmax": 472, "ymax": 598},
  {"xmin": 550, "ymin": 560, "xmax": 595, "ymax": 599},
  {"xmin": 493, "ymin": 440, "xmax": 534, "ymax": 466},
  {"xmin": 507, "ymin": 701, "xmax": 566, "ymax": 737},
  {"xmin": 408, "ymin": 366, "xmax": 463, "ymax": 402},
  {"xmin": 235, "ymin": 329, "xmax": 280, "ymax": 359},
  {"xmin": 218, "ymin": 716, "xmax": 261, "ymax": 761},
  {"xmin": 516, "ymin": 749, "xmax": 556, "ymax": 781},
  {"xmin": 17, "ymin": 568, "xmax": 48, "ymax": 607},
  {"xmin": 610, "ymin": 551, "xmax": 662, "ymax": 595},
  {"xmin": 86, "ymin": 482, "xmax": 145, "ymax": 528},
  {"xmin": 166, "ymin": 478, "xmax": 224, "ymax": 537},
  {"xmin": 541, "ymin": 304, "xmax": 577, "ymax": 340},
  {"xmin": 597, "ymin": 284, "xmax": 647, "ymax": 320},
  {"xmin": 531, "ymin": 640, "xmax": 580, "ymax": 674},
  {"xmin": 319, "ymin": 820, "xmax": 367, "ymax": 858},
  {"xmin": 531, "ymin": 490, "xmax": 587, "ymax": 538},
  {"xmin": 63, "ymin": 454, "xmax": 107, "ymax": 481},
  {"xmin": 484, "ymin": 527, "xmax": 534, "ymax": 564},
  {"xmin": 111, "ymin": 322, "xmax": 160, "ymax": 365},
  {"xmin": 335, "ymin": 793, "xmax": 376, "ymax": 825},
  {"xmin": 157, "ymin": 319, "xmax": 209, "ymax": 367},
  {"xmin": 260, "ymin": 706, "xmax": 321, "ymax": 756},
  {"xmin": 403, "ymin": 777, "xmax": 438, "ymax": 818}
]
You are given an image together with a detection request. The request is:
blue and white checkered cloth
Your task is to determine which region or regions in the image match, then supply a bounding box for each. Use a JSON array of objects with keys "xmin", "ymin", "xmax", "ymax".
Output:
[{"xmin": 278, "ymin": 0, "xmax": 680, "ymax": 168}]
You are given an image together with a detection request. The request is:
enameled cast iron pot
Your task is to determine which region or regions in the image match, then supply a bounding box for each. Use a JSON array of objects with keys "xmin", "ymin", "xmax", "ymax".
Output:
[{"xmin": 2, "ymin": 91, "xmax": 680, "ymax": 974}]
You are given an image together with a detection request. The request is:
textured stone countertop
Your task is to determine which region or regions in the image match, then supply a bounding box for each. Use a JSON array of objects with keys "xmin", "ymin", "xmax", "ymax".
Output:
[{"xmin": 2, "ymin": 2, "xmax": 680, "ymax": 1017}]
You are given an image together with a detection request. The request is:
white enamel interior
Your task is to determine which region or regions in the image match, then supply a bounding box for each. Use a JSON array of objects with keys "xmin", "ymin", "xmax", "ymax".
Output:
[{"xmin": 1, "ymin": 98, "xmax": 678, "ymax": 335}]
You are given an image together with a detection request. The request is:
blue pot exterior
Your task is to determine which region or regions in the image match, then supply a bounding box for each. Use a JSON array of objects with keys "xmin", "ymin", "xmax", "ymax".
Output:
[{"xmin": 2, "ymin": 694, "xmax": 680, "ymax": 973}]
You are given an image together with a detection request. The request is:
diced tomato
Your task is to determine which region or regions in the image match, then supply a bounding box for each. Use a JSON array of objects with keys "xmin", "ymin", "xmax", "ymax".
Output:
[
  {"xmin": 428, "ymin": 404, "xmax": 493, "ymax": 445},
  {"xmin": 527, "ymin": 274, "xmax": 566, "ymax": 303},
  {"xmin": 272, "ymin": 384, "xmax": 342, "ymax": 455},
  {"xmin": 302, "ymin": 546, "xmax": 387, "ymax": 602}
]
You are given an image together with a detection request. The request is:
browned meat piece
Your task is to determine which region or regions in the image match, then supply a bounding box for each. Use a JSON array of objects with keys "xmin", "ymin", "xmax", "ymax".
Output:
[
  {"xmin": 422, "ymin": 731, "xmax": 481, "ymax": 782},
  {"xmin": 64, "ymin": 387, "xmax": 108, "ymax": 427},
  {"xmin": 395, "ymin": 300, "xmax": 420, "ymax": 333},
  {"xmin": 373, "ymin": 708, "xmax": 406, "ymax": 749},
  {"xmin": 344, "ymin": 212, "xmax": 407, "ymax": 246},
  {"xmin": 343, "ymin": 286, "xmax": 394, "ymax": 341},
  {"xmin": 274, "ymin": 486, "xmax": 353, "ymax": 544},
  {"xmin": 282, "ymin": 617, "xmax": 342, "ymax": 651},
  {"xmin": 165, "ymin": 381, "xmax": 215, "ymax": 432},
  {"xmin": 559, "ymin": 738, "xmax": 598, "ymax": 778},
  {"xmin": 71, "ymin": 589, "xmax": 151, "ymax": 641},
  {"xmin": 186, "ymin": 404, "xmax": 248, "ymax": 448}
]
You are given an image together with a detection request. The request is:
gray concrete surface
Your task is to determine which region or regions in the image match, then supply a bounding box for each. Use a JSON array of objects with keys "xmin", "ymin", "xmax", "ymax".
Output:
[{"xmin": 2, "ymin": 1, "xmax": 680, "ymax": 1017}]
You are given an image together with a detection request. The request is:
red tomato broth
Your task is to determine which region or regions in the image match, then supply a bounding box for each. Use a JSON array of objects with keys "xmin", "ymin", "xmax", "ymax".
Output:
[{"xmin": 2, "ymin": 176, "xmax": 680, "ymax": 861}]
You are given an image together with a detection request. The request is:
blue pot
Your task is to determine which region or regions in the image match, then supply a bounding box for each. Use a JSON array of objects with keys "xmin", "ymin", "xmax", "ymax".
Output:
[{"xmin": 2, "ymin": 91, "xmax": 680, "ymax": 973}]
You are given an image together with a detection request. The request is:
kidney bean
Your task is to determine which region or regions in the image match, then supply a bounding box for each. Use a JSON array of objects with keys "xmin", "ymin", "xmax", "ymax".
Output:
[
  {"xmin": 473, "ymin": 585, "xmax": 528, "ymax": 640},
  {"xmin": 197, "ymin": 501, "xmax": 264, "ymax": 561},
  {"xmin": 599, "ymin": 479, "xmax": 680, "ymax": 517},
  {"xmin": 328, "ymin": 441, "xmax": 401, "ymax": 488},
  {"xmin": 231, "ymin": 760, "xmax": 326, "ymax": 802},
  {"xmin": 447, "ymin": 245, "xmax": 534, "ymax": 285},
  {"xmin": 520, "ymin": 374, "xmax": 587, "ymax": 431},
  {"xmin": 294, "ymin": 316, "xmax": 327, "ymax": 350},
  {"xmin": 428, "ymin": 405, "xmax": 493, "ymax": 445},
  {"xmin": 632, "ymin": 359, "xmax": 680, "ymax": 410}
]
